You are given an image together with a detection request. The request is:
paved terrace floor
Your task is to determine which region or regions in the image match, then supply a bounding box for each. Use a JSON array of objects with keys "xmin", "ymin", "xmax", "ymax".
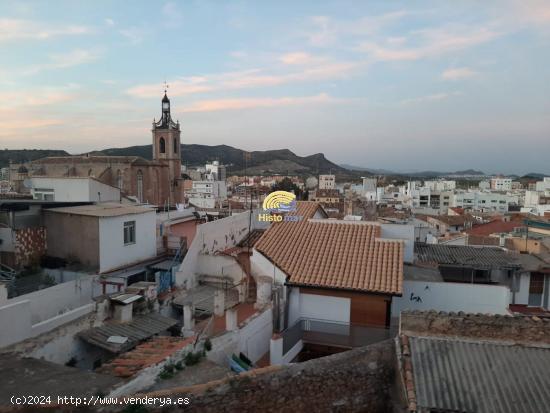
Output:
[{"xmin": 0, "ymin": 354, "xmax": 122, "ymax": 406}]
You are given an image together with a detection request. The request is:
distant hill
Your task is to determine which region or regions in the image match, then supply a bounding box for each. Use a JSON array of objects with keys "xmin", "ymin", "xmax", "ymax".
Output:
[
  {"xmin": 0, "ymin": 149, "xmax": 70, "ymax": 168},
  {"xmin": 340, "ymin": 164, "xmax": 486, "ymax": 178},
  {"xmin": 98, "ymin": 144, "xmax": 354, "ymax": 178}
]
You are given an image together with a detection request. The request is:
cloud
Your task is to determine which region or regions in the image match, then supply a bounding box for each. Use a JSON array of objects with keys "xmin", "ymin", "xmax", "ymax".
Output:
[
  {"xmin": 127, "ymin": 58, "xmax": 361, "ymax": 98},
  {"xmin": 23, "ymin": 49, "xmax": 102, "ymax": 75},
  {"xmin": 105, "ymin": 18, "xmax": 115, "ymax": 27},
  {"xmin": 229, "ymin": 50, "xmax": 248, "ymax": 59},
  {"xmin": 498, "ymin": 0, "xmax": 550, "ymax": 27},
  {"xmin": 400, "ymin": 91, "xmax": 462, "ymax": 105},
  {"xmin": 162, "ymin": 2, "xmax": 184, "ymax": 28},
  {"xmin": 119, "ymin": 27, "xmax": 148, "ymax": 44},
  {"xmin": 357, "ymin": 26, "xmax": 501, "ymax": 61},
  {"xmin": 306, "ymin": 16, "xmax": 338, "ymax": 47},
  {"xmin": 0, "ymin": 18, "xmax": 91, "ymax": 43},
  {"xmin": 0, "ymin": 87, "xmax": 78, "ymax": 110},
  {"xmin": 180, "ymin": 93, "xmax": 340, "ymax": 113},
  {"xmin": 279, "ymin": 52, "xmax": 326, "ymax": 65},
  {"xmin": 441, "ymin": 67, "xmax": 477, "ymax": 80}
]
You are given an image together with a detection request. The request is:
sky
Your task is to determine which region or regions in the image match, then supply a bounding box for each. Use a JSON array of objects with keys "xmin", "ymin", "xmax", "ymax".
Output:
[{"xmin": 0, "ymin": 0, "xmax": 549, "ymax": 175}]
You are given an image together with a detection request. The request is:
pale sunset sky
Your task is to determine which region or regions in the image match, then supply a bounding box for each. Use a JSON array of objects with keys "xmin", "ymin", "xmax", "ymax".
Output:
[{"xmin": 1, "ymin": 1, "xmax": 549, "ymax": 174}]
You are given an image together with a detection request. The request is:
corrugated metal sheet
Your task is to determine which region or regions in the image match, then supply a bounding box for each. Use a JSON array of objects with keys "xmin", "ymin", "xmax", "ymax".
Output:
[
  {"xmin": 410, "ymin": 337, "xmax": 550, "ymax": 413},
  {"xmin": 77, "ymin": 313, "xmax": 178, "ymax": 353},
  {"xmin": 415, "ymin": 243, "xmax": 520, "ymax": 268}
]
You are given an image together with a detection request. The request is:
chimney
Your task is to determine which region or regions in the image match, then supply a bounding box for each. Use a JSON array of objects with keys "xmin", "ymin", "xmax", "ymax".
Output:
[{"xmin": 113, "ymin": 302, "xmax": 133, "ymax": 323}]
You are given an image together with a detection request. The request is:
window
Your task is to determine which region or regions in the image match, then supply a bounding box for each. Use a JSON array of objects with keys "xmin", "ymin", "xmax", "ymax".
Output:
[
  {"xmin": 174, "ymin": 137, "xmax": 178, "ymax": 154},
  {"xmin": 137, "ymin": 170, "xmax": 143, "ymax": 202},
  {"xmin": 124, "ymin": 221, "xmax": 136, "ymax": 245},
  {"xmin": 117, "ymin": 170, "xmax": 123, "ymax": 189},
  {"xmin": 159, "ymin": 137, "xmax": 166, "ymax": 153}
]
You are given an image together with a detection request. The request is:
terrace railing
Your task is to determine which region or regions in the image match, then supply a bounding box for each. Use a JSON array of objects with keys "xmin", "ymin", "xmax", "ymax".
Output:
[{"xmin": 282, "ymin": 317, "xmax": 395, "ymax": 353}]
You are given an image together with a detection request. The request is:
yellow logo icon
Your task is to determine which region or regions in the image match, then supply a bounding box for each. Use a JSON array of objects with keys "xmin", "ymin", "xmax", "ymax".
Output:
[{"xmin": 262, "ymin": 190, "xmax": 297, "ymax": 213}]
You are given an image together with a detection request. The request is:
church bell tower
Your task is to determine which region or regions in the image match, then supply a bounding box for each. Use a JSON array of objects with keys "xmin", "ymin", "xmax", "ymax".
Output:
[{"xmin": 152, "ymin": 91, "xmax": 182, "ymax": 200}]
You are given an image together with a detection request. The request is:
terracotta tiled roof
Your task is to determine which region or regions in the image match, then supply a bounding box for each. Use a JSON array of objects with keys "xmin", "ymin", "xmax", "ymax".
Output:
[
  {"xmin": 255, "ymin": 201, "xmax": 403, "ymax": 295},
  {"xmin": 98, "ymin": 336, "xmax": 195, "ymax": 378},
  {"xmin": 466, "ymin": 218, "xmax": 524, "ymax": 236},
  {"xmin": 429, "ymin": 214, "xmax": 475, "ymax": 227}
]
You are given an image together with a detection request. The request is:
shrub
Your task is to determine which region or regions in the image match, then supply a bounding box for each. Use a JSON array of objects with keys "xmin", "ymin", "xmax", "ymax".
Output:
[
  {"xmin": 204, "ymin": 338, "xmax": 212, "ymax": 352},
  {"xmin": 184, "ymin": 351, "xmax": 203, "ymax": 366}
]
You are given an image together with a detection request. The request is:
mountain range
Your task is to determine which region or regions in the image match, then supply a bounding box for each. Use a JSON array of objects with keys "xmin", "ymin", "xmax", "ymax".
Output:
[
  {"xmin": 339, "ymin": 164, "xmax": 487, "ymax": 178},
  {"xmin": 1, "ymin": 146, "xmax": 546, "ymax": 179},
  {"xmin": 1, "ymin": 144, "xmax": 353, "ymax": 178}
]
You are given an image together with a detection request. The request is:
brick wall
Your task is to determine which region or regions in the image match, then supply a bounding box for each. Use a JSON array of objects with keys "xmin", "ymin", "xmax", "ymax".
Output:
[
  {"xmin": 401, "ymin": 310, "xmax": 550, "ymax": 345},
  {"xmin": 14, "ymin": 227, "xmax": 46, "ymax": 267},
  {"xmin": 140, "ymin": 339, "xmax": 397, "ymax": 413}
]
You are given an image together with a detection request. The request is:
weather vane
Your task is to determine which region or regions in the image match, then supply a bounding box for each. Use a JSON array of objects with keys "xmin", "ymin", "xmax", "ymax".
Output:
[{"xmin": 163, "ymin": 80, "xmax": 169, "ymax": 94}]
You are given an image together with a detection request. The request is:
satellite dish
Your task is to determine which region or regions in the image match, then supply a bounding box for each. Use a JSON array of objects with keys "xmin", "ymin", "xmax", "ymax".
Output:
[{"xmin": 23, "ymin": 179, "xmax": 32, "ymax": 188}]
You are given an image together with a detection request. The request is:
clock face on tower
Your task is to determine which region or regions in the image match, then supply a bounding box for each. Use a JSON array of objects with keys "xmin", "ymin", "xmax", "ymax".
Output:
[{"xmin": 163, "ymin": 102, "xmax": 169, "ymax": 111}]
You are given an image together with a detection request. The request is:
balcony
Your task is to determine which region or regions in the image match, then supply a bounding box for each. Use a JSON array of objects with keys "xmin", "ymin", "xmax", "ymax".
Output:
[{"xmin": 282, "ymin": 318, "xmax": 396, "ymax": 354}]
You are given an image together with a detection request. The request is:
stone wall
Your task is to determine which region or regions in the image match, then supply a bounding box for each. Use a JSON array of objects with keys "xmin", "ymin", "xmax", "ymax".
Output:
[
  {"xmin": 401, "ymin": 310, "xmax": 550, "ymax": 345},
  {"xmin": 139, "ymin": 339, "xmax": 397, "ymax": 413}
]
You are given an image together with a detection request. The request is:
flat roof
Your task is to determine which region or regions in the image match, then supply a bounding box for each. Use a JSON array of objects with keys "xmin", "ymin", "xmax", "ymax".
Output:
[{"xmin": 45, "ymin": 202, "xmax": 155, "ymax": 217}]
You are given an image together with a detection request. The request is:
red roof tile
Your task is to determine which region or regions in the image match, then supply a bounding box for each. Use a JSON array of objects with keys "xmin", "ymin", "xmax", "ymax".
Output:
[{"xmin": 255, "ymin": 201, "xmax": 403, "ymax": 295}]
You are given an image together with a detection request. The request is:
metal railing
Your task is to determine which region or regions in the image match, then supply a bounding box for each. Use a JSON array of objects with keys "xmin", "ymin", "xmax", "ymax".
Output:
[{"xmin": 282, "ymin": 318, "xmax": 395, "ymax": 354}]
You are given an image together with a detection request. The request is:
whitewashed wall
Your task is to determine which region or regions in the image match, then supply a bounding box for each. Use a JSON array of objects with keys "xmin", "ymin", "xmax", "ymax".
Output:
[
  {"xmin": 30, "ymin": 177, "xmax": 120, "ymax": 202},
  {"xmin": 250, "ymin": 249, "xmax": 287, "ymax": 285},
  {"xmin": 176, "ymin": 210, "xmax": 267, "ymax": 286},
  {"xmin": 392, "ymin": 280, "xmax": 511, "ymax": 316},
  {"xmin": 98, "ymin": 211, "xmax": 156, "ymax": 273},
  {"xmin": 300, "ymin": 293, "xmax": 350, "ymax": 323}
]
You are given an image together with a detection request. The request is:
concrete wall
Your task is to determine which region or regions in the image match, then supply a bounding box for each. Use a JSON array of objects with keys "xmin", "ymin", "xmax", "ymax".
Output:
[
  {"xmin": 89, "ymin": 179, "xmax": 120, "ymax": 202},
  {"xmin": 392, "ymin": 280, "xmax": 510, "ymax": 316},
  {"xmin": 270, "ymin": 336, "xmax": 303, "ymax": 365},
  {"xmin": 0, "ymin": 301, "xmax": 32, "ymax": 347},
  {"xmin": 30, "ymin": 177, "xmax": 120, "ymax": 202},
  {"xmin": 44, "ymin": 212, "xmax": 100, "ymax": 269},
  {"xmin": 6, "ymin": 275, "xmax": 96, "ymax": 323},
  {"xmin": 98, "ymin": 211, "xmax": 156, "ymax": 273},
  {"xmin": 288, "ymin": 287, "xmax": 301, "ymax": 326},
  {"xmin": 176, "ymin": 210, "xmax": 268, "ymax": 286},
  {"xmin": 380, "ymin": 223, "xmax": 414, "ymax": 263},
  {"xmin": 196, "ymin": 254, "xmax": 244, "ymax": 283},
  {"xmin": 0, "ymin": 275, "xmax": 98, "ymax": 347},
  {"xmin": 515, "ymin": 273, "xmax": 530, "ymax": 305},
  {"xmin": 168, "ymin": 220, "xmax": 199, "ymax": 248},
  {"xmin": 208, "ymin": 306, "xmax": 273, "ymax": 365},
  {"xmin": 0, "ymin": 299, "xmax": 94, "ymax": 348},
  {"xmin": 3, "ymin": 312, "xmax": 107, "ymax": 370},
  {"xmin": 0, "ymin": 227, "xmax": 15, "ymax": 252}
]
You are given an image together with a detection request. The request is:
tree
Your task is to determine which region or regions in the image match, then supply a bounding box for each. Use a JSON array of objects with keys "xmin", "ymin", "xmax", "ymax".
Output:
[{"xmin": 272, "ymin": 177, "xmax": 305, "ymax": 200}]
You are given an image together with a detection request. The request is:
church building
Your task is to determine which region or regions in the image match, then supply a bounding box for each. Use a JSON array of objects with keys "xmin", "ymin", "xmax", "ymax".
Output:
[{"xmin": 10, "ymin": 93, "xmax": 186, "ymax": 207}]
